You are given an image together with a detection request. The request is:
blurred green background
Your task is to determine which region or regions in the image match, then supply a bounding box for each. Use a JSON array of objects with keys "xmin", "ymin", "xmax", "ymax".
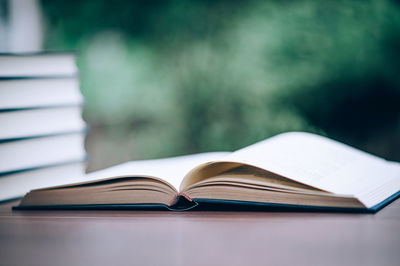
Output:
[{"xmin": 40, "ymin": 0, "xmax": 400, "ymax": 171}]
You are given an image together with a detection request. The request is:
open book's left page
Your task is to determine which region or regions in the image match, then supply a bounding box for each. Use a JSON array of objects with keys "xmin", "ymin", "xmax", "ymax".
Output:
[
  {"xmin": 16, "ymin": 152, "xmax": 229, "ymax": 208},
  {"xmin": 81, "ymin": 152, "xmax": 229, "ymax": 191}
]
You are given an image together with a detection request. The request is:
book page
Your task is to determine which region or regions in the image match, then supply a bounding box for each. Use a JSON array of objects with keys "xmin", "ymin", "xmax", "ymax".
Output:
[
  {"xmin": 221, "ymin": 132, "xmax": 400, "ymax": 207},
  {"xmin": 82, "ymin": 152, "xmax": 229, "ymax": 191}
]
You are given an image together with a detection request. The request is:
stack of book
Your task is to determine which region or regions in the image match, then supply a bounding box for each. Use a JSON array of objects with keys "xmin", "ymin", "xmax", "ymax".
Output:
[{"xmin": 0, "ymin": 52, "xmax": 87, "ymax": 202}]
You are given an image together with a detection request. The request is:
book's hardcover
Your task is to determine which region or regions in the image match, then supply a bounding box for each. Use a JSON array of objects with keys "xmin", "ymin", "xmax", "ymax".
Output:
[
  {"xmin": 193, "ymin": 191, "xmax": 400, "ymax": 213},
  {"xmin": 12, "ymin": 203, "xmax": 170, "ymax": 211},
  {"xmin": 12, "ymin": 191, "xmax": 400, "ymax": 213}
]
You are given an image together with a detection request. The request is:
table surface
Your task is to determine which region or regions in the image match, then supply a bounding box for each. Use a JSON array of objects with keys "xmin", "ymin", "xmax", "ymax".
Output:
[{"xmin": 1, "ymin": 199, "xmax": 400, "ymax": 266}]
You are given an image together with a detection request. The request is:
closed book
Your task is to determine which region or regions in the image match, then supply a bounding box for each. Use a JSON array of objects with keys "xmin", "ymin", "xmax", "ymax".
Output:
[
  {"xmin": 0, "ymin": 162, "xmax": 86, "ymax": 202},
  {"xmin": 0, "ymin": 52, "xmax": 77, "ymax": 77},
  {"xmin": 0, "ymin": 106, "xmax": 86, "ymax": 141},
  {"xmin": 0, "ymin": 132, "xmax": 86, "ymax": 175},
  {"xmin": 0, "ymin": 76, "xmax": 83, "ymax": 111}
]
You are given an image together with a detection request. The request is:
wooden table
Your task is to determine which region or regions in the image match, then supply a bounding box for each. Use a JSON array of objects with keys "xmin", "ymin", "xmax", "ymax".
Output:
[{"xmin": 0, "ymin": 199, "xmax": 399, "ymax": 266}]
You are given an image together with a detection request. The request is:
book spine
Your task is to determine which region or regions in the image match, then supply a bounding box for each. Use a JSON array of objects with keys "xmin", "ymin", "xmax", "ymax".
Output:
[{"xmin": 168, "ymin": 193, "xmax": 198, "ymax": 211}]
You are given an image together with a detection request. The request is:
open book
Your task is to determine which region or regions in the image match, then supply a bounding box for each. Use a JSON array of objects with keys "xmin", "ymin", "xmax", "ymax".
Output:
[{"xmin": 16, "ymin": 132, "xmax": 400, "ymax": 212}]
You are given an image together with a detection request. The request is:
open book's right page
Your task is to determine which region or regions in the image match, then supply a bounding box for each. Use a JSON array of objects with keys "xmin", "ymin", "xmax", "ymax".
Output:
[{"xmin": 224, "ymin": 132, "xmax": 400, "ymax": 208}]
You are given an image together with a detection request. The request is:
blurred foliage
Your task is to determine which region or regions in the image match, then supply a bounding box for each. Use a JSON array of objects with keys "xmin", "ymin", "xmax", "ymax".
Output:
[{"xmin": 41, "ymin": 0, "xmax": 400, "ymax": 167}]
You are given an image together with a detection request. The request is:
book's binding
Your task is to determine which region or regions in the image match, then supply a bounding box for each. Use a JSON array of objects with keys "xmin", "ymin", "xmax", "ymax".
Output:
[{"xmin": 12, "ymin": 191, "xmax": 400, "ymax": 213}]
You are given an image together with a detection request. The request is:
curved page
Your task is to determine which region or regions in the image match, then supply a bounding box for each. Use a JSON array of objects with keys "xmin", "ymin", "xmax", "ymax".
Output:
[{"xmin": 181, "ymin": 132, "xmax": 400, "ymax": 208}]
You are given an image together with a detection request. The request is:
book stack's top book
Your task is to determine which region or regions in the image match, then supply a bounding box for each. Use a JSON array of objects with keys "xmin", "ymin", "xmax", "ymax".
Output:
[{"xmin": 0, "ymin": 52, "xmax": 87, "ymax": 202}]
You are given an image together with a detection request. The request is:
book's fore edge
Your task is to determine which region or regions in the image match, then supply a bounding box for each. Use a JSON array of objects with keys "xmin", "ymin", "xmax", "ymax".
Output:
[
  {"xmin": 0, "ymin": 103, "xmax": 84, "ymax": 113},
  {"xmin": 0, "ymin": 157, "xmax": 88, "ymax": 178},
  {"xmin": 0, "ymin": 127, "xmax": 88, "ymax": 144}
]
